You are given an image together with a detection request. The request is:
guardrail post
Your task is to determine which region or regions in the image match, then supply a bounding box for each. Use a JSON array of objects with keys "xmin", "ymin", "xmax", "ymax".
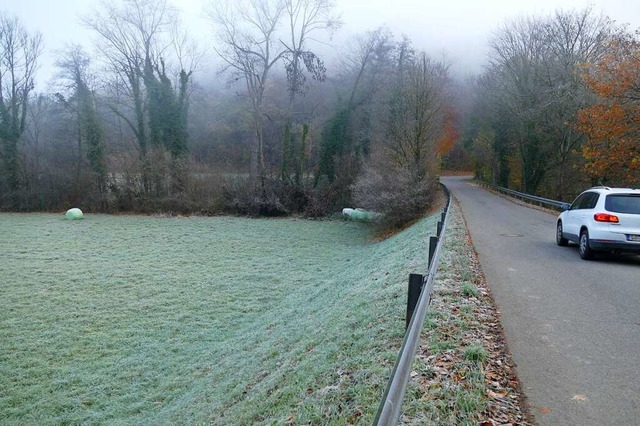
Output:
[
  {"xmin": 428, "ymin": 236, "xmax": 438, "ymax": 267},
  {"xmin": 406, "ymin": 274, "xmax": 424, "ymax": 329}
]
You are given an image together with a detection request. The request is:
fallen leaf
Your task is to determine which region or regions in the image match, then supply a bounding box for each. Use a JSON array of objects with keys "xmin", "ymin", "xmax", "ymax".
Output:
[
  {"xmin": 486, "ymin": 372, "xmax": 500, "ymax": 380},
  {"xmin": 347, "ymin": 409, "xmax": 363, "ymax": 424},
  {"xmin": 538, "ymin": 407, "xmax": 553, "ymax": 414},
  {"xmin": 572, "ymin": 394, "xmax": 588, "ymax": 402},
  {"xmin": 488, "ymin": 390, "xmax": 508, "ymax": 399}
]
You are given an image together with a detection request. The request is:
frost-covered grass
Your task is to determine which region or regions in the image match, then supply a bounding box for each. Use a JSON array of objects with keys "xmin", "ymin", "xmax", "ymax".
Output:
[{"xmin": 0, "ymin": 212, "xmax": 437, "ymax": 424}]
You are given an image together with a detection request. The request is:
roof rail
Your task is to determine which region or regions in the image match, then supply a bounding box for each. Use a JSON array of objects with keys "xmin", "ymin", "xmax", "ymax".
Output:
[{"xmin": 590, "ymin": 186, "xmax": 610, "ymax": 190}]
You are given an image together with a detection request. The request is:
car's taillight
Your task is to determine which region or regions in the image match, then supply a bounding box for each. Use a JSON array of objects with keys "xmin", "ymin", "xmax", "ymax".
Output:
[{"xmin": 594, "ymin": 213, "xmax": 619, "ymax": 223}]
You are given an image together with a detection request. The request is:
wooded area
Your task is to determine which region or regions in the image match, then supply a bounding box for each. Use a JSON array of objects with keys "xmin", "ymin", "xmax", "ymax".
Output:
[
  {"xmin": 462, "ymin": 8, "xmax": 640, "ymax": 200},
  {"xmin": 1, "ymin": 1, "xmax": 639, "ymax": 223}
]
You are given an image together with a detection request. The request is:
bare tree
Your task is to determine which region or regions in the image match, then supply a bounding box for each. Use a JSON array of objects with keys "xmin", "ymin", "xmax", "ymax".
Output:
[
  {"xmin": 538, "ymin": 8, "xmax": 615, "ymax": 197},
  {"xmin": 385, "ymin": 53, "xmax": 450, "ymax": 180},
  {"xmin": 86, "ymin": 0, "xmax": 197, "ymax": 195},
  {"xmin": 0, "ymin": 12, "xmax": 42, "ymax": 202},
  {"xmin": 280, "ymin": 0, "xmax": 340, "ymax": 184},
  {"xmin": 315, "ymin": 28, "xmax": 395, "ymax": 186},
  {"xmin": 208, "ymin": 0, "xmax": 289, "ymax": 193},
  {"xmin": 22, "ymin": 94, "xmax": 51, "ymax": 190},
  {"xmin": 483, "ymin": 8, "xmax": 616, "ymax": 195},
  {"xmin": 85, "ymin": 0, "xmax": 176, "ymax": 159},
  {"xmin": 282, "ymin": 0, "xmax": 339, "ymax": 98},
  {"xmin": 352, "ymin": 52, "xmax": 451, "ymax": 230},
  {"xmin": 340, "ymin": 28, "xmax": 395, "ymax": 108},
  {"xmin": 55, "ymin": 45, "xmax": 107, "ymax": 200}
]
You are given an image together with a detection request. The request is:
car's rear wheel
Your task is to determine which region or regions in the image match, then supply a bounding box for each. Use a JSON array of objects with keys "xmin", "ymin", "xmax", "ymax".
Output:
[
  {"xmin": 579, "ymin": 229, "xmax": 595, "ymax": 260},
  {"xmin": 556, "ymin": 222, "xmax": 568, "ymax": 246}
]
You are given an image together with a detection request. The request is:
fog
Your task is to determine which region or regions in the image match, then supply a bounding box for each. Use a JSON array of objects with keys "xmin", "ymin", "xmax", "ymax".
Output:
[{"xmin": 4, "ymin": 0, "xmax": 640, "ymax": 88}]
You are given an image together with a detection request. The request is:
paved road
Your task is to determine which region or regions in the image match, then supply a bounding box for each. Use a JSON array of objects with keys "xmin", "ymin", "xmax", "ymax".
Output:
[{"xmin": 443, "ymin": 176, "xmax": 640, "ymax": 426}]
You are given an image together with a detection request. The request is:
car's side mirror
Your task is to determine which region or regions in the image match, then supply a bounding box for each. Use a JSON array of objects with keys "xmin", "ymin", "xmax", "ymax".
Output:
[{"xmin": 561, "ymin": 203, "xmax": 571, "ymax": 211}]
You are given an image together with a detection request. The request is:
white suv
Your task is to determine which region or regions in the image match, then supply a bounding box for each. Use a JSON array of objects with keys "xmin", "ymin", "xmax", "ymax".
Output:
[{"xmin": 556, "ymin": 186, "xmax": 640, "ymax": 260}]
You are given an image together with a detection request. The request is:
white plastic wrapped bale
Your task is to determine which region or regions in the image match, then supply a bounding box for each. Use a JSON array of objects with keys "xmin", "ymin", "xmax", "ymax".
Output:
[{"xmin": 342, "ymin": 208, "xmax": 354, "ymax": 218}]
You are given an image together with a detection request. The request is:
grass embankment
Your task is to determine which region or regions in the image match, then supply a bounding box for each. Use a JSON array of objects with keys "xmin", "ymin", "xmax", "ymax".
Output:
[
  {"xmin": 0, "ymin": 211, "xmax": 438, "ymax": 424},
  {"xmin": 401, "ymin": 199, "xmax": 532, "ymax": 425}
]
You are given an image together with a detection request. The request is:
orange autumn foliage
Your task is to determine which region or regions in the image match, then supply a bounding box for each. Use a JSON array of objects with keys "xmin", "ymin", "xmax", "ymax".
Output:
[
  {"xmin": 577, "ymin": 34, "xmax": 640, "ymax": 186},
  {"xmin": 437, "ymin": 108, "xmax": 460, "ymax": 156}
]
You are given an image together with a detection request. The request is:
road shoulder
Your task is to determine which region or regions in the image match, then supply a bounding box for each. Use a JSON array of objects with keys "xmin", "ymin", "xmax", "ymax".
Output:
[{"xmin": 401, "ymin": 196, "xmax": 535, "ymax": 425}]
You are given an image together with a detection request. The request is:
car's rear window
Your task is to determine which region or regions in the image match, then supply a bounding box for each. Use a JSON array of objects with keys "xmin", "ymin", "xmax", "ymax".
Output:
[{"xmin": 605, "ymin": 194, "xmax": 640, "ymax": 214}]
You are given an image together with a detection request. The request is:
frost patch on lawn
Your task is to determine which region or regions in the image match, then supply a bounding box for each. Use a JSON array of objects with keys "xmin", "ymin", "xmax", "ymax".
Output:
[{"xmin": 0, "ymin": 212, "xmax": 439, "ymax": 424}]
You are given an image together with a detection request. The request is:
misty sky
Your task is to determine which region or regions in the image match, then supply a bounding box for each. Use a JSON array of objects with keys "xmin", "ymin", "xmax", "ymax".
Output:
[{"xmin": 3, "ymin": 0, "xmax": 640, "ymax": 88}]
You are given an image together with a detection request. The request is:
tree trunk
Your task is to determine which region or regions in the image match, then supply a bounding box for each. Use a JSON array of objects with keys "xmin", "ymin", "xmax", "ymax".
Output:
[{"xmin": 3, "ymin": 135, "xmax": 20, "ymax": 192}]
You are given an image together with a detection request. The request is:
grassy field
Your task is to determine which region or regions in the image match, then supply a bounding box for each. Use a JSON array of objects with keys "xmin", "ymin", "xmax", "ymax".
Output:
[{"xmin": 0, "ymin": 211, "xmax": 438, "ymax": 425}]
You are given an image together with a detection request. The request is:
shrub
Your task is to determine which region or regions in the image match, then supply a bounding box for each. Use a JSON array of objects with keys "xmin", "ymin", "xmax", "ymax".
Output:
[
  {"xmin": 352, "ymin": 158, "xmax": 436, "ymax": 230},
  {"xmin": 221, "ymin": 177, "xmax": 289, "ymax": 217}
]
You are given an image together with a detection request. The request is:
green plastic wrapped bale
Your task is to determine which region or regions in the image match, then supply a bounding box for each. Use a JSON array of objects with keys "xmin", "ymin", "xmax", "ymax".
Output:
[
  {"xmin": 351, "ymin": 209, "xmax": 373, "ymax": 221},
  {"xmin": 341, "ymin": 208, "xmax": 380, "ymax": 222},
  {"xmin": 65, "ymin": 208, "xmax": 84, "ymax": 220}
]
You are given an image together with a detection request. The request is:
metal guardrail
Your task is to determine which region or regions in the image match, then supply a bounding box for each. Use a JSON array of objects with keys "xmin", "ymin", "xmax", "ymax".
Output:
[
  {"xmin": 373, "ymin": 181, "xmax": 567, "ymax": 425},
  {"xmin": 476, "ymin": 181, "xmax": 568, "ymax": 211},
  {"xmin": 373, "ymin": 184, "xmax": 451, "ymax": 425}
]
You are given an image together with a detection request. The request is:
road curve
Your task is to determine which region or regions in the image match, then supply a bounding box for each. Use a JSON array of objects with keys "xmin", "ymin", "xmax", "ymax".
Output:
[{"xmin": 442, "ymin": 176, "xmax": 640, "ymax": 426}]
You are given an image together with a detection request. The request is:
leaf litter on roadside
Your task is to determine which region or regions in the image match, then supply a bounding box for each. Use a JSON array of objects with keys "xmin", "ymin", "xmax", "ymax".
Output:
[{"xmin": 400, "ymin": 198, "xmax": 534, "ymax": 425}]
